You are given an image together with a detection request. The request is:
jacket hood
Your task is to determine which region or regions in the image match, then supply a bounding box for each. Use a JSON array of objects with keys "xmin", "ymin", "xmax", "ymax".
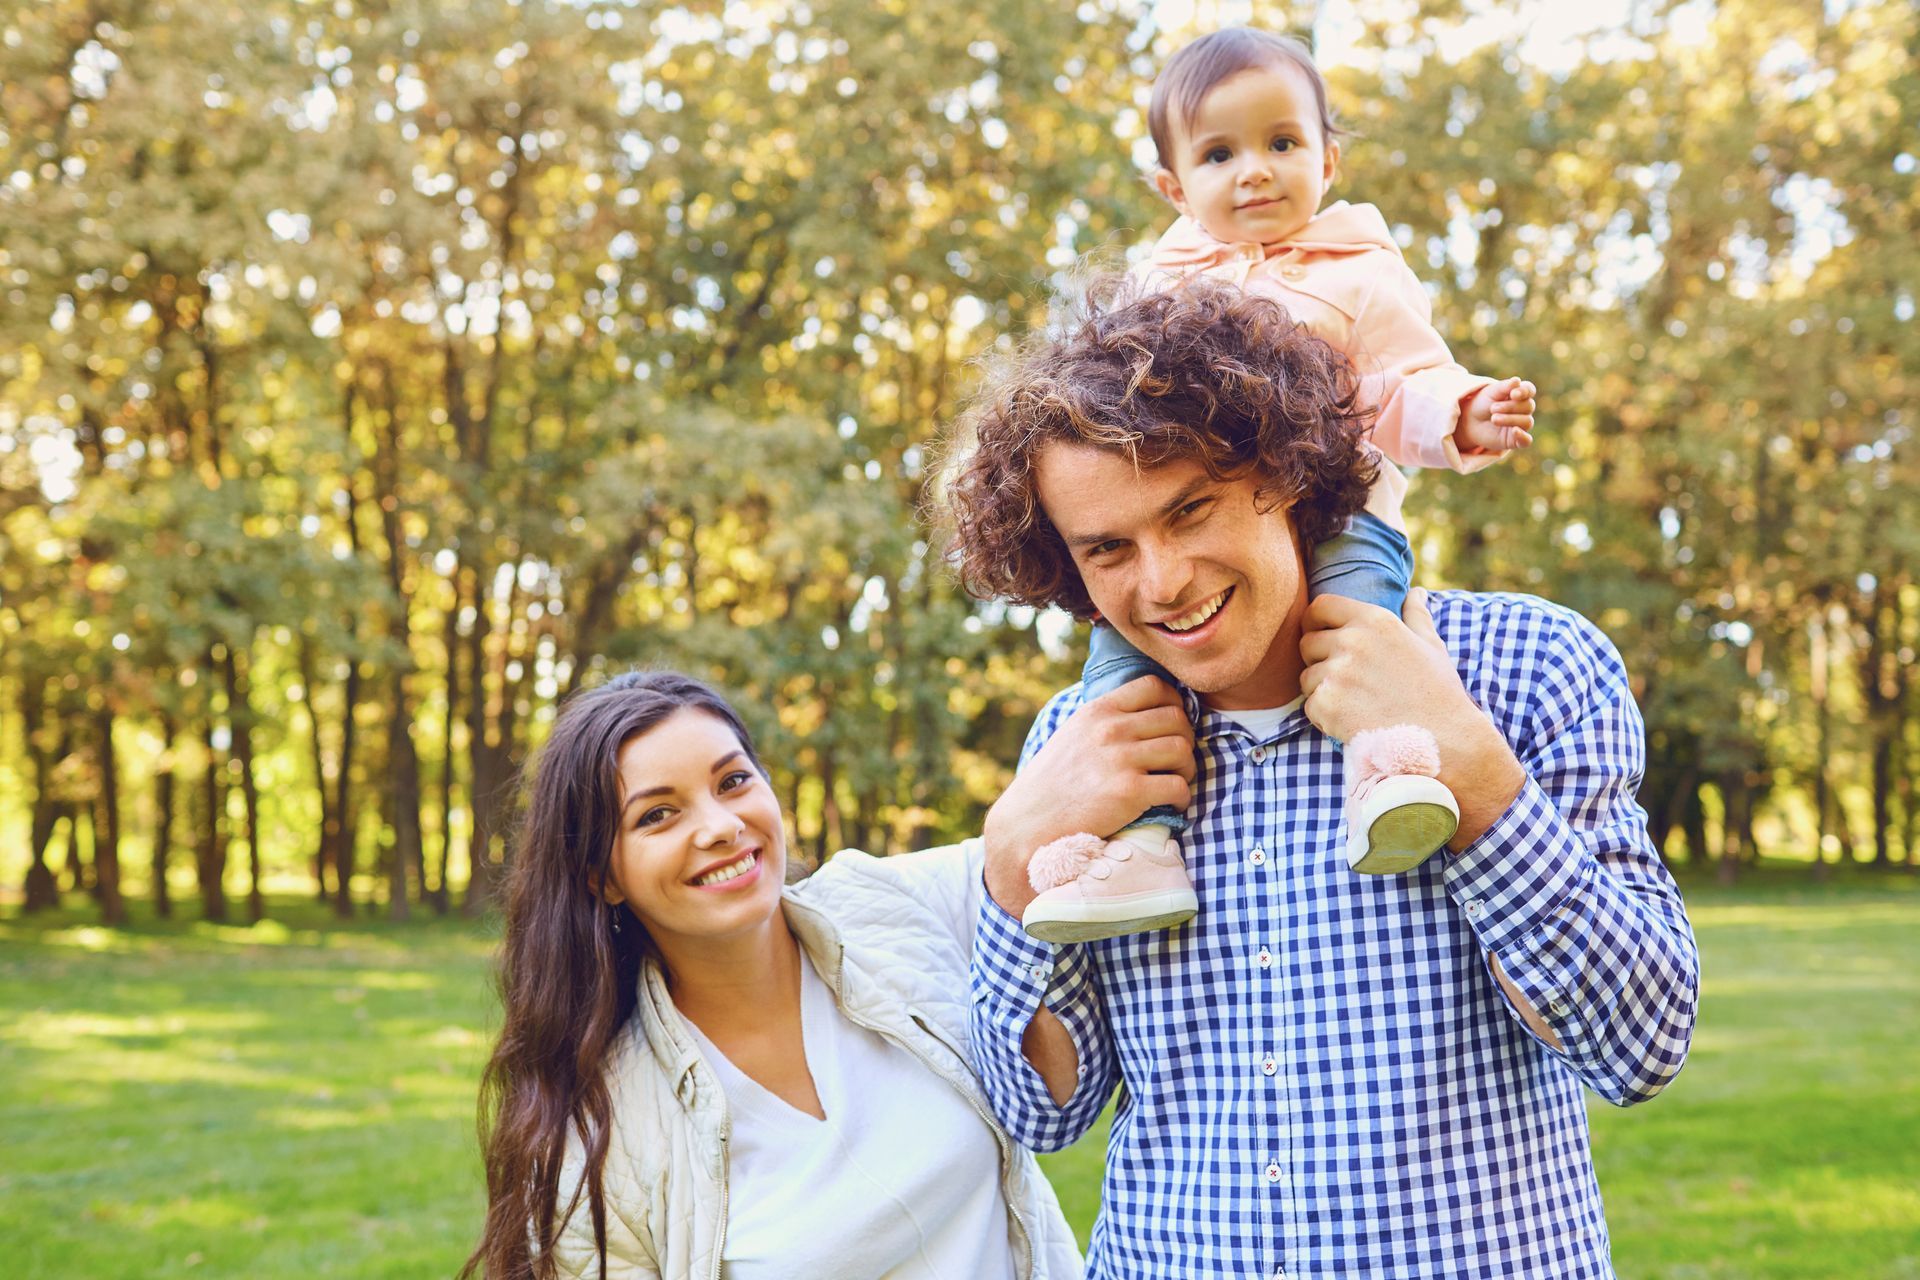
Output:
[{"xmin": 1150, "ymin": 200, "xmax": 1397, "ymax": 267}]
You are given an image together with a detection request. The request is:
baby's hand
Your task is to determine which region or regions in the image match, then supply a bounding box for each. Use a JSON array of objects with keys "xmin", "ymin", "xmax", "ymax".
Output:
[{"xmin": 1459, "ymin": 377, "xmax": 1537, "ymax": 454}]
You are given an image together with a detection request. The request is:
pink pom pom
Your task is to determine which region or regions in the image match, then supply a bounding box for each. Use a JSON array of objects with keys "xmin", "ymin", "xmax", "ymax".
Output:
[
  {"xmin": 1028, "ymin": 833, "xmax": 1108, "ymax": 892},
  {"xmin": 1348, "ymin": 724, "xmax": 1441, "ymax": 787}
]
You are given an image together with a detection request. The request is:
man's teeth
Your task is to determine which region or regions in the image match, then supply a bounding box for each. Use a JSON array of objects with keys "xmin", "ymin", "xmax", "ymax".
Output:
[
  {"xmin": 1162, "ymin": 592, "xmax": 1226, "ymax": 633},
  {"xmin": 694, "ymin": 852, "xmax": 757, "ymax": 886}
]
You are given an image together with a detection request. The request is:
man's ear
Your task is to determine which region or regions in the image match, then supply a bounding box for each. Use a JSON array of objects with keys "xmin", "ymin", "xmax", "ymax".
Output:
[{"xmin": 1153, "ymin": 167, "xmax": 1192, "ymax": 217}]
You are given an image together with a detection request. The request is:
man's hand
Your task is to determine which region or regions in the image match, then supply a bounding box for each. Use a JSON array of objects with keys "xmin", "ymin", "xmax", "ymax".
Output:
[
  {"xmin": 982, "ymin": 676, "xmax": 1195, "ymax": 915},
  {"xmin": 1458, "ymin": 376, "xmax": 1537, "ymax": 454},
  {"xmin": 1299, "ymin": 590, "xmax": 1525, "ymax": 848}
]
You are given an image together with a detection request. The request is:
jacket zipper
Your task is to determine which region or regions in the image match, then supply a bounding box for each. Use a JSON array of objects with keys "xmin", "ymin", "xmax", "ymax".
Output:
[
  {"xmin": 708, "ymin": 1114, "xmax": 730, "ymax": 1280},
  {"xmin": 824, "ymin": 945, "xmax": 1040, "ymax": 1279},
  {"xmin": 703, "ymin": 1070, "xmax": 731, "ymax": 1280}
]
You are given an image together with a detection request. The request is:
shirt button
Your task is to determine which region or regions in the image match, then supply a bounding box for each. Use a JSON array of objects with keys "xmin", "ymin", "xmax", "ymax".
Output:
[
  {"xmin": 1256, "ymin": 947, "xmax": 1273, "ymax": 970},
  {"xmin": 1265, "ymin": 1162, "xmax": 1283, "ymax": 1183},
  {"xmin": 1250, "ymin": 745, "xmax": 1269, "ymax": 763},
  {"xmin": 1261, "ymin": 1055, "xmax": 1277, "ymax": 1076},
  {"xmin": 1250, "ymin": 847, "xmax": 1267, "ymax": 867},
  {"xmin": 1465, "ymin": 899, "xmax": 1484, "ymax": 918},
  {"xmin": 1549, "ymin": 996, "xmax": 1571, "ymax": 1017},
  {"xmin": 1028, "ymin": 962, "xmax": 1051, "ymax": 980},
  {"xmin": 1281, "ymin": 264, "xmax": 1306, "ymax": 281}
]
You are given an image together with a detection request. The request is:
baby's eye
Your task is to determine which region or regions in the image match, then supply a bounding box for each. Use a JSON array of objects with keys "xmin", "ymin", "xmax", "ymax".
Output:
[
  {"xmin": 1270, "ymin": 137, "xmax": 1297, "ymax": 153},
  {"xmin": 1203, "ymin": 146, "xmax": 1231, "ymax": 165}
]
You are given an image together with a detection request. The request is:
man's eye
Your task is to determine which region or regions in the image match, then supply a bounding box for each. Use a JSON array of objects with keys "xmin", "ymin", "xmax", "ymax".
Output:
[
  {"xmin": 1179, "ymin": 498, "xmax": 1211, "ymax": 519},
  {"xmin": 1089, "ymin": 540, "xmax": 1126, "ymax": 558}
]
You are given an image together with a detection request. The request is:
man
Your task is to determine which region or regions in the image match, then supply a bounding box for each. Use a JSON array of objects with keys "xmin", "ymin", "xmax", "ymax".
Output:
[{"xmin": 940, "ymin": 279, "xmax": 1698, "ymax": 1279}]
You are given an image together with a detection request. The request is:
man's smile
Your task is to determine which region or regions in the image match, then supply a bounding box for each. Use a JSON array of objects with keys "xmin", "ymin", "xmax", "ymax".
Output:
[{"xmin": 1146, "ymin": 586, "xmax": 1234, "ymax": 646}]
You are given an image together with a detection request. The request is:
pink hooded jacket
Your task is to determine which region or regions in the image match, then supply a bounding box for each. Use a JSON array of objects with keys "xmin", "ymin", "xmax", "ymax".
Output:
[{"xmin": 1142, "ymin": 200, "xmax": 1503, "ymax": 530}]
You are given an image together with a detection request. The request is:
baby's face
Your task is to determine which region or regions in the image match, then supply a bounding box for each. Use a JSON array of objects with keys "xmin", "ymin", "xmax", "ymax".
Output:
[{"xmin": 1156, "ymin": 61, "xmax": 1338, "ymax": 247}]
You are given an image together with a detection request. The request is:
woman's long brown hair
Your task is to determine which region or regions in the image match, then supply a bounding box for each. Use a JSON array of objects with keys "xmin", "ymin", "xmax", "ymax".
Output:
[{"xmin": 461, "ymin": 671, "xmax": 765, "ymax": 1279}]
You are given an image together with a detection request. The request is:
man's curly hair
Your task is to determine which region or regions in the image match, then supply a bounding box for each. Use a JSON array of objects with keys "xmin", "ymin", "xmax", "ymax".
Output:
[{"xmin": 937, "ymin": 274, "xmax": 1378, "ymax": 619}]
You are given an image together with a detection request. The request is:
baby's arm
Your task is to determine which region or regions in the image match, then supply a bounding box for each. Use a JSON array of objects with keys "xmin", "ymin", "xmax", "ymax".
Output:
[
  {"xmin": 1358, "ymin": 252, "xmax": 1536, "ymax": 471},
  {"xmin": 1459, "ymin": 377, "xmax": 1537, "ymax": 454}
]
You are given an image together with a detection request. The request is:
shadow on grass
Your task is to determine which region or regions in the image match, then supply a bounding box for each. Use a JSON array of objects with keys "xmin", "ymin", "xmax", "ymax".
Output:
[{"xmin": 2, "ymin": 897, "xmax": 500, "ymax": 1279}]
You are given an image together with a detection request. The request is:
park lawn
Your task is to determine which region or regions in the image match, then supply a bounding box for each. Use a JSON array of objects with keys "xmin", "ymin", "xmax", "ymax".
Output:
[{"xmin": 4, "ymin": 867, "xmax": 1917, "ymax": 1279}]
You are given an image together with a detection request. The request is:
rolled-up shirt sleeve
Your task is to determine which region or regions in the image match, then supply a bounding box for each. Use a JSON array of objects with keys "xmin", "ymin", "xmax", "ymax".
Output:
[
  {"xmin": 969, "ymin": 885, "xmax": 1120, "ymax": 1152},
  {"xmin": 1443, "ymin": 610, "xmax": 1699, "ymax": 1106}
]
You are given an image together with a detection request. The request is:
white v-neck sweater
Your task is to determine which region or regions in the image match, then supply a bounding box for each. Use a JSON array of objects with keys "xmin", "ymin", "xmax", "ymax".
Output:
[{"xmin": 687, "ymin": 949, "xmax": 1017, "ymax": 1280}]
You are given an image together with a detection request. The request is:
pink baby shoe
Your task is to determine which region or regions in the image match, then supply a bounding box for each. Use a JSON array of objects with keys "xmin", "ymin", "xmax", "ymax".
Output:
[
  {"xmin": 1020, "ymin": 825, "xmax": 1198, "ymax": 944},
  {"xmin": 1345, "ymin": 725, "xmax": 1460, "ymax": 874}
]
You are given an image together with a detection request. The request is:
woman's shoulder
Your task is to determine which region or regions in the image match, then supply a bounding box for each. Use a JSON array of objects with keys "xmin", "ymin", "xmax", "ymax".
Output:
[{"xmin": 789, "ymin": 839, "xmax": 984, "ymax": 941}]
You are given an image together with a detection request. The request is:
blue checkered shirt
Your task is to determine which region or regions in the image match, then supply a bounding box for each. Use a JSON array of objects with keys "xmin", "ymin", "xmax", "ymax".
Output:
[{"xmin": 970, "ymin": 592, "xmax": 1699, "ymax": 1279}]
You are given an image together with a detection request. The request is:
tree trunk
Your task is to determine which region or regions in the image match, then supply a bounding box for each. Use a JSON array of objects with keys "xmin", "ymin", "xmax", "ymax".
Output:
[
  {"xmin": 223, "ymin": 644, "xmax": 266, "ymax": 922},
  {"xmin": 1810, "ymin": 609, "xmax": 1833, "ymax": 883},
  {"xmin": 1680, "ymin": 781, "xmax": 1709, "ymax": 870},
  {"xmin": 1716, "ymin": 775, "xmax": 1747, "ymax": 887},
  {"xmin": 815, "ymin": 746, "xmax": 838, "ymax": 867},
  {"xmin": 463, "ymin": 563, "xmax": 502, "ymax": 915},
  {"xmin": 20, "ymin": 680, "xmax": 62, "ymax": 912},
  {"xmin": 1872, "ymin": 731, "xmax": 1894, "ymax": 868},
  {"xmin": 153, "ymin": 712, "xmax": 176, "ymax": 918},
  {"xmin": 93, "ymin": 707, "xmax": 128, "ymax": 926},
  {"xmin": 370, "ymin": 362, "xmax": 423, "ymax": 921},
  {"xmin": 433, "ymin": 568, "xmax": 462, "ymax": 914},
  {"xmin": 197, "ymin": 696, "xmax": 230, "ymax": 923},
  {"xmin": 385, "ymin": 677, "xmax": 421, "ymax": 922},
  {"xmin": 296, "ymin": 641, "xmax": 336, "ymax": 901},
  {"xmin": 334, "ymin": 657, "xmax": 362, "ymax": 919},
  {"xmin": 62, "ymin": 798, "xmax": 93, "ymax": 894}
]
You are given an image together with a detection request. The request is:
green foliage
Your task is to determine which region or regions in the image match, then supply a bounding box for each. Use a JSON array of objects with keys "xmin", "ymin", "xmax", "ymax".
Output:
[{"xmin": 1, "ymin": 0, "xmax": 1916, "ymax": 907}]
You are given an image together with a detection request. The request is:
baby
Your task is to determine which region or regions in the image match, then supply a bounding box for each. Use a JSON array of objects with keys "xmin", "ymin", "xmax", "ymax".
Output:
[{"xmin": 1023, "ymin": 27, "xmax": 1537, "ymax": 943}]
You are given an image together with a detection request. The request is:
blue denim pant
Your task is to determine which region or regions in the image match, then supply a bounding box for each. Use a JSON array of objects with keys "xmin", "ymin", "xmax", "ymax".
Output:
[{"xmin": 1081, "ymin": 511, "xmax": 1415, "ymax": 832}]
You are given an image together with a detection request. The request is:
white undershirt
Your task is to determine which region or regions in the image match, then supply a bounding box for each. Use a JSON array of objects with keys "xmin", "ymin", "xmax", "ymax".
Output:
[
  {"xmin": 1214, "ymin": 693, "xmax": 1306, "ymax": 742},
  {"xmin": 686, "ymin": 950, "xmax": 1017, "ymax": 1280}
]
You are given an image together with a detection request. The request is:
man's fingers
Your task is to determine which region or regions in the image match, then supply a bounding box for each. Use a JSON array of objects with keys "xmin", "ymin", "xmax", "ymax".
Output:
[
  {"xmin": 1140, "ymin": 772, "xmax": 1193, "ymax": 815},
  {"xmin": 1298, "ymin": 659, "xmax": 1325, "ymax": 698},
  {"xmin": 1092, "ymin": 673, "xmax": 1183, "ymax": 714},
  {"xmin": 1129, "ymin": 733, "xmax": 1199, "ymax": 780},
  {"xmin": 1100, "ymin": 701, "xmax": 1192, "ymax": 746},
  {"xmin": 1299, "ymin": 627, "xmax": 1338, "ymax": 665},
  {"xmin": 1302, "ymin": 592, "xmax": 1369, "ymax": 631},
  {"xmin": 1402, "ymin": 587, "xmax": 1446, "ymax": 649}
]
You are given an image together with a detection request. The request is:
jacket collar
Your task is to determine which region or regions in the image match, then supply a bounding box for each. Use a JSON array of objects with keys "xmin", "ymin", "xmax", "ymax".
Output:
[
  {"xmin": 1149, "ymin": 199, "xmax": 1397, "ymax": 269},
  {"xmin": 631, "ymin": 891, "xmax": 850, "ymax": 1102}
]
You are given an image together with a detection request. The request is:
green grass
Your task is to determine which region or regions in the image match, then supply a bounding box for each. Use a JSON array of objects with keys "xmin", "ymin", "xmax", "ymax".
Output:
[
  {"xmin": 0, "ymin": 905, "xmax": 499, "ymax": 1279},
  {"xmin": 4, "ymin": 866, "xmax": 1917, "ymax": 1278}
]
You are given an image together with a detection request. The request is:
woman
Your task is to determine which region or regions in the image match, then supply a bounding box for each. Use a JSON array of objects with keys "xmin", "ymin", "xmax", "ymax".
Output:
[{"xmin": 462, "ymin": 671, "xmax": 1083, "ymax": 1280}]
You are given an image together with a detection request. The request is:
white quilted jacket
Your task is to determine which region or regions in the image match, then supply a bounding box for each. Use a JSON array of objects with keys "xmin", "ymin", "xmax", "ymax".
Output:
[{"xmin": 550, "ymin": 839, "xmax": 1085, "ymax": 1280}]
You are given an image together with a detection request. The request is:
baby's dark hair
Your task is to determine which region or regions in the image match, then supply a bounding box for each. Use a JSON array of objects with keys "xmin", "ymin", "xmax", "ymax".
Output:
[{"xmin": 1147, "ymin": 28, "xmax": 1344, "ymax": 171}]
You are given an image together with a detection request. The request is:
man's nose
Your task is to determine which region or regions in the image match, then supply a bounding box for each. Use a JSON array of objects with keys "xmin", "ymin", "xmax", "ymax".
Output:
[{"xmin": 1138, "ymin": 542, "xmax": 1193, "ymax": 606}]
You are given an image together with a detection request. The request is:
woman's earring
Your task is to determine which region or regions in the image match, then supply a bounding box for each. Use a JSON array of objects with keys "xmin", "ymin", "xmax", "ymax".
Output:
[{"xmin": 611, "ymin": 907, "xmax": 623, "ymax": 935}]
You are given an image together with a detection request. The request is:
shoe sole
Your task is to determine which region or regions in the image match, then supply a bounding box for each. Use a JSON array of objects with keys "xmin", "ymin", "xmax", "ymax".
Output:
[
  {"xmin": 1348, "ymin": 797, "xmax": 1458, "ymax": 875},
  {"xmin": 1022, "ymin": 888, "xmax": 1199, "ymax": 944}
]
